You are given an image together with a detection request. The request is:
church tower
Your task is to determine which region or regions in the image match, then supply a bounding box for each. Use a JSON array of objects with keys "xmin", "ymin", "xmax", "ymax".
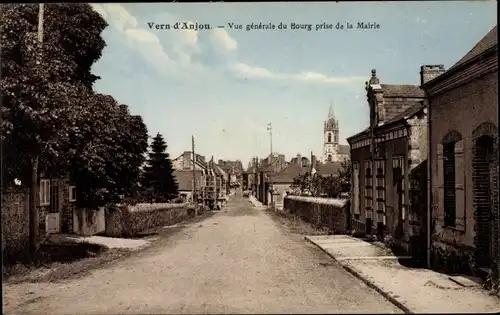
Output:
[{"xmin": 322, "ymin": 103, "xmax": 340, "ymax": 163}]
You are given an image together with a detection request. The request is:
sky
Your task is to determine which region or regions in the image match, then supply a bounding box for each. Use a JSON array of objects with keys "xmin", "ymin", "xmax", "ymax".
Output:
[{"xmin": 90, "ymin": 1, "xmax": 497, "ymax": 168}]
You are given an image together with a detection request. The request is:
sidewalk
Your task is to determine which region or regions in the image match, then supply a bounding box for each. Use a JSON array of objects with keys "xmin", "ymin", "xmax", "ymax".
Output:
[
  {"xmin": 48, "ymin": 234, "xmax": 155, "ymax": 251},
  {"xmin": 248, "ymin": 195, "xmax": 266, "ymax": 209},
  {"xmin": 305, "ymin": 235, "xmax": 500, "ymax": 314}
]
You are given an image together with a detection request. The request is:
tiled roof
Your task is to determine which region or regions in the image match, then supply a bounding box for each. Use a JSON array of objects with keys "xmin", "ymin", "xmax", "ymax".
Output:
[
  {"xmin": 316, "ymin": 162, "xmax": 342, "ymax": 176},
  {"xmin": 384, "ymin": 101, "xmax": 426, "ymax": 125},
  {"xmin": 174, "ymin": 170, "xmax": 203, "ymax": 191},
  {"xmin": 449, "ymin": 25, "xmax": 497, "ymax": 71},
  {"xmin": 381, "ymin": 84, "xmax": 425, "ymax": 98},
  {"xmin": 272, "ymin": 164, "xmax": 309, "ymax": 184},
  {"xmin": 347, "ymin": 127, "xmax": 370, "ymax": 142},
  {"xmin": 338, "ymin": 145, "xmax": 350, "ymax": 155}
]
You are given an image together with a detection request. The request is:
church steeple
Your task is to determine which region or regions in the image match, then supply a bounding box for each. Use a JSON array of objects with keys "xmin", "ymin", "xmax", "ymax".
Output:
[
  {"xmin": 324, "ymin": 101, "xmax": 338, "ymax": 132},
  {"xmin": 328, "ymin": 102, "xmax": 335, "ymax": 120}
]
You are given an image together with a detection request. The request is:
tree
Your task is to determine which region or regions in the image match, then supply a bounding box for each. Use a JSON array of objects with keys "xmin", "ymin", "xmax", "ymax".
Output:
[
  {"xmin": 337, "ymin": 159, "xmax": 352, "ymax": 194},
  {"xmin": 141, "ymin": 133, "xmax": 178, "ymax": 203},
  {"xmin": 1, "ymin": 3, "xmax": 107, "ymax": 260},
  {"xmin": 1, "ymin": 3, "xmax": 107, "ymax": 185},
  {"xmin": 290, "ymin": 160, "xmax": 352, "ymax": 198},
  {"xmin": 68, "ymin": 95, "xmax": 149, "ymax": 208}
]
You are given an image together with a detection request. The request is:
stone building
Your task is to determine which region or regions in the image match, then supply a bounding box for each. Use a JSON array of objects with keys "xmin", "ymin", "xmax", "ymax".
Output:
[
  {"xmin": 218, "ymin": 159, "xmax": 244, "ymax": 187},
  {"xmin": 322, "ymin": 104, "xmax": 350, "ymax": 163},
  {"xmin": 347, "ymin": 67, "xmax": 433, "ymax": 261},
  {"xmin": 424, "ymin": 26, "xmax": 499, "ymax": 278},
  {"xmin": 171, "ymin": 151, "xmax": 207, "ymax": 171}
]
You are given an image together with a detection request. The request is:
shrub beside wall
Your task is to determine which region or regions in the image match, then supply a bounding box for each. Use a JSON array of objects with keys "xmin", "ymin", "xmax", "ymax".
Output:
[
  {"xmin": 104, "ymin": 203, "xmax": 195, "ymax": 237},
  {"xmin": 284, "ymin": 196, "xmax": 349, "ymax": 234}
]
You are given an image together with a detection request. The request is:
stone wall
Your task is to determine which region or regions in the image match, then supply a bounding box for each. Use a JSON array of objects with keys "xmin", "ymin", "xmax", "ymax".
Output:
[
  {"xmin": 1, "ymin": 187, "xmax": 30, "ymax": 264},
  {"xmin": 104, "ymin": 203, "xmax": 195, "ymax": 237},
  {"xmin": 284, "ymin": 196, "xmax": 349, "ymax": 234}
]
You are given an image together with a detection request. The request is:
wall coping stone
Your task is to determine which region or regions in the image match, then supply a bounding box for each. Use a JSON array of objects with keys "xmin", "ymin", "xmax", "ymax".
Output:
[{"xmin": 285, "ymin": 196, "xmax": 348, "ymax": 207}]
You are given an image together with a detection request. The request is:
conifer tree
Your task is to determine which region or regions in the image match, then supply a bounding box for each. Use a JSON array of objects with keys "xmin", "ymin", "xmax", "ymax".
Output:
[{"xmin": 142, "ymin": 133, "xmax": 178, "ymax": 202}]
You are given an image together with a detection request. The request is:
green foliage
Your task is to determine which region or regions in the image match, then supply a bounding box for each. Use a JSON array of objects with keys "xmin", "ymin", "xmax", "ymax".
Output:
[
  {"xmin": 290, "ymin": 160, "xmax": 352, "ymax": 198},
  {"xmin": 1, "ymin": 4, "xmax": 107, "ymax": 186},
  {"xmin": 1, "ymin": 4, "xmax": 149, "ymax": 209},
  {"xmin": 69, "ymin": 95, "xmax": 149, "ymax": 208},
  {"xmin": 141, "ymin": 133, "xmax": 179, "ymax": 203}
]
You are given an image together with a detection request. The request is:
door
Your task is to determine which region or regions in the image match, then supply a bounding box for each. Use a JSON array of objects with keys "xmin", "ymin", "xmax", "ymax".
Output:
[{"xmin": 46, "ymin": 182, "xmax": 61, "ymax": 234}]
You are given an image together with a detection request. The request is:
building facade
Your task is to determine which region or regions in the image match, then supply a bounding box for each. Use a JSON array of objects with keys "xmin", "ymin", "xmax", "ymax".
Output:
[
  {"xmin": 347, "ymin": 67, "xmax": 433, "ymax": 261},
  {"xmin": 322, "ymin": 105, "xmax": 350, "ymax": 163},
  {"xmin": 424, "ymin": 26, "xmax": 499, "ymax": 278}
]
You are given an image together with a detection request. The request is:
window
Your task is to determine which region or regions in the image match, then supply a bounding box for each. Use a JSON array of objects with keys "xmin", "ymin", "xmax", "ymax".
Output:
[
  {"xmin": 328, "ymin": 133, "xmax": 332, "ymax": 143},
  {"xmin": 375, "ymin": 160, "xmax": 386, "ymax": 224},
  {"xmin": 443, "ymin": 142, "xmax": 456, "ymax": 227},
  {"xmin": 334, "ymin": 133, "xmax": 338, "ymax": 143},
  {"xmin": 69, "ymin": 186, "xmax": 77, "ymax": 202},
  {"xmin": 392, "ymin": 157, "xmax": 405, "ymax": 221},
  {"xmin": 40, "ymin": 179, "xmax": 50, "ymax": 206},
  {"xmin": 365, "ymin": 161, "xmax": 373, "ymax": 211},
  {"xmin": 353, "ymin": 162, "xmax": 360, "ymax": 216},
  {"xmin": 328, "ymin": 154, "xmax": 332, "ymax": 162}
]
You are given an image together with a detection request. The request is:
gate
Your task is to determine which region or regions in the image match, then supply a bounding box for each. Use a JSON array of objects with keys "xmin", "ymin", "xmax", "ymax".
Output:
[{"xmin": 46, "ymin": 182, "xmax": 61, "ymax": 234}]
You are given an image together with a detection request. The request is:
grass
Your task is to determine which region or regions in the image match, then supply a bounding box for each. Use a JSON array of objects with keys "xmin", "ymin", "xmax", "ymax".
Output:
[{"xmin": 265, "ymin": 208, "xmax": 331, "ymax": 236}]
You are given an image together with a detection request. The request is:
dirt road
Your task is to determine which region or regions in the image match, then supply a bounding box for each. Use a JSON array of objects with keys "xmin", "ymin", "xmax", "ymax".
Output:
[{"xmin": 3, "ymin": 194, "xmax": 401, "ymax": 314}]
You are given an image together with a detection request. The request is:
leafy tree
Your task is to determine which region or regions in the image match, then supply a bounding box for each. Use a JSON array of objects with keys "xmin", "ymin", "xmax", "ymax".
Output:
[
  {"xmin": 1, "ymin": 3, "xmax": 107, "ymax": 186},
  {"xmin": 1, "ymin": 3, "xmax": 107, "ymax": 259},
  {"xmin": 141, "ymin": 133, "xmax": 178, "ymax": 203},
  {"xmin": 290, "ymin": 160, "xmax": 352, "ymax": 198},
  {"xmin": 337, "ymin": 159, "xmax": 352, "ymax": 194},
  {"xmin": 68, "ymin": 94, "xmax": 149, "ymax": 208}
]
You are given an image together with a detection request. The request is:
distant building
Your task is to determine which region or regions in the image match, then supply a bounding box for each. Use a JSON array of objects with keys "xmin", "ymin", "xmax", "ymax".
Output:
[
  {"xmin": 172, "ymin": 151, "xmax": 207, "ymax": 171},
  {"xmin": 218, "ymin": 159, "xmax": 244, "ymax": 187},
  {"xmin": 322, "ymin": 105, "xmax": 350, "ymax": 163}
]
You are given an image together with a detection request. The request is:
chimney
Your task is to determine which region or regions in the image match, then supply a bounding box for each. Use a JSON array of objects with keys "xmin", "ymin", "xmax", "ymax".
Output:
[
  {"xmin": 420, "ymin": 65, "xmax": 446, "ymax": 86},
  {"xmin": 218, "ymin": 159, "xmax": 223, "ymax": 165},
  {"xmin": 296, "ymin": 153, "xmax": 301, "ymax": 165}
]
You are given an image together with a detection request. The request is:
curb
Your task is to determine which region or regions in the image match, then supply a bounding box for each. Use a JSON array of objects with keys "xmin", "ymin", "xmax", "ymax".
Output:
[{"xmin": 304, "ymin": 236, "xmax": 412, "ymax": 314}]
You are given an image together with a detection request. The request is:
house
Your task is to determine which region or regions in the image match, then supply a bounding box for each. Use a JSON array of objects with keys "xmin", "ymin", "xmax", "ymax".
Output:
[
  {"xmin": 347, "ymin": 67, "xmax": 433, "ymax": 261},
  {"xmin": 271, "ymin": 154, "xmax": 343, "ymax": 208},
  {"xmin": 218, "ymin": 159, "xmax": 244, "ymax": 188},
  {"xmin": 272, "ymin": 163, "xmax": 310, "ymax": 209},
  {"xmin": 174, "ymin": 170, "xmax": 205, "ymax": 203},
  {"xmin": 290, "ymin": 154, "xmax": 310, "ymax": 167},
  {"xmin": 172, "ymin": 151, "xmax": 208, "ymax": 171},
  {"xmin": 38, "ymin": 175, "xmax": 106, "ymax": 236},
  {"xmin": 210, "ymin": 158, "xmax": 228, "ymax": 198},
  {"xmin": 424, "ymin": 26, "xmax": 498, "ymax": 276},
  {"xmin": 171, "ymin": 151, "xmax": 210, "ymax": 203}
]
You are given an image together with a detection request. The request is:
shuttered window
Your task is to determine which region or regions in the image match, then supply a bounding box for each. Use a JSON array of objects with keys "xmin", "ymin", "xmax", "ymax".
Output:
[
  {"xmin": 365, "ymin": 161, "xmax": 373, "ymax": 215},
  {"xmin": 353, "ymin": 162, "xmax": 360, "ymax": 216},
  {"xmin": 443, "ymin": 142, "xmax": 456, "ymax": 227},
  {"xmin": 375, "ymin": 160, "xmax": 386, "ymax": 224},
  {"xmin": 392, "ymin": 157, "xmax": 406, "ymax": 221}
]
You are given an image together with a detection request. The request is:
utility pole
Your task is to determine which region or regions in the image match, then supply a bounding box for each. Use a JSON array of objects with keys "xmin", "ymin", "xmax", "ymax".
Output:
[
  {"xmin": 267, "ymin": 123, "xmax": 273, "ymax": 207},
  {"xmin": 29, "ymin": 4, "xmax": 44, "ymax": 263},
  {"xmin": 192, "ymin": 135, "xmax": 198, "ymax": 215}
]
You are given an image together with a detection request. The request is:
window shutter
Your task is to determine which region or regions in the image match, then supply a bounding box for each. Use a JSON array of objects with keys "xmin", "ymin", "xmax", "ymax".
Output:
[
  {"xmin": 454, "ymin": 140, "xmax": 465, "ymax": 230},
  {"xmin": 353, "ymin": 168, "xmax": 360, "ymax": 214},
  {"xmin": 437, "ymin": 144, "xmax": 444, "ymax": 224}
]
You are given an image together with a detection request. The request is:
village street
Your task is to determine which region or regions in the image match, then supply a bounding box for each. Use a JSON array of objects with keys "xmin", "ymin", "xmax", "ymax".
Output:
[{"xmin": 4, "ymin": 193, "xmax": 401, "ymax": 314}]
